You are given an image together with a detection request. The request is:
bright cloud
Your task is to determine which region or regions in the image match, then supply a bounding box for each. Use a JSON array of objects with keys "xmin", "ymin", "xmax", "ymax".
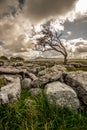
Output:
[
  {"xmin": 76, "ymin": 0, "xmax": 87, "ymax": 13},
  {"xmin": 0, "ymin": 0, "xmax": 87, "ymax": 59}
]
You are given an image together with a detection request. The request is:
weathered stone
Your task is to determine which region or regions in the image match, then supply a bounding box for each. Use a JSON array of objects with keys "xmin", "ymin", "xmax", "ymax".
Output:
[
  {"xmin": 21, "ymin": 78, "xmax": 32, "ymax": 89},
  {"xmin": 28, "ymin": 66, "xmax": 46, "ymax": 74},
  {"xmin": 33, "ymin": 71, "xmax": 62, "ymax": 87},
  {"xmin": 0, "ymin": 75, "xmax": 17, "ymax": 82},
  {"xmin": 0, "ymin": 67, "xmax": 26, "ymax": 75},
  {"xmin": 38, "ymin": 65, "xmax": 66, "ymax": 76},
  {"xmin": 67, "ymin": 63, "xmax": 83, "ymax": 68},
  {"xmin": 11, "ymin": 62, "xmax": 24, "ymax": 67},
  {"xmin": 0, "ymin": 60, "xmax": 4, "ymax": 66},
  {"xmin": 28, "ymin": 73, "xmax": 38, "ymax": 81},
  {"xmin": 51, "ymin": 65, "xmax": 67, "ymax": 72},
  {"xmin": 0, "ymin": 93, "xmax": 9, "ymax": 105},
  {"xmin": 0, "ymin": 67, "xmax": 30, "ymax": 79},
  {"xmin": 0, "ymin": 77, "xmax": 21, "ymax": 104},
  {"xmin": 63, "ymin": 71, "xmax": 87, "ymax": 106},
  {"xmin": 32, "ymin": 65, "xmax": 66, "ymax": 87},
  {"xmin": 45, "ymin": 81, "xmax": 80, "ymax": 109}
]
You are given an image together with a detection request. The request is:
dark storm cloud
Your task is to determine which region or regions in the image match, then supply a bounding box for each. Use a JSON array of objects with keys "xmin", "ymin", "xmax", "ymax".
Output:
[
  {"xmin": 24, "ymin": 0, "xmax": 77, "ymax": 22},
  {"xmin": 19, "ymin": 0, "xmax": 25, "ymax": 4},
  {"xmin": 19, "ymin": 0, "xmax": 25, "ymax": 9},
  {"xmin": 0, "ymin": 0, "xmax": 8, "ymax": 14},
  {"xmin": 0, "ymin": 0, "xmax": 19, "ymax": 17}
]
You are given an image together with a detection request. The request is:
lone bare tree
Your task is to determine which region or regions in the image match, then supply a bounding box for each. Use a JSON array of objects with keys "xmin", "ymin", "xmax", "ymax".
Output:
[{"xmin": 35, "ymin": 25, "xmax": 68, "ymax": 65}]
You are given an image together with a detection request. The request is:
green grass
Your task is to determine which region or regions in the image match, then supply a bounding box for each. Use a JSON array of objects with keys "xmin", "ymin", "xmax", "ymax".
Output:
[
  {"xmin": 0, "ymin": 56, "xmax": 8, "ymax": 61},
  {"xmin": 67, "ymin": 67, "xmax": 87, "ymax": 71},
  {"xmin": 69, "ymin": 59, "xmax": 87, "ymax": 64},
  {"xmin": 0, "ymin": 89, "xmax": 87, "ymax": 130}
]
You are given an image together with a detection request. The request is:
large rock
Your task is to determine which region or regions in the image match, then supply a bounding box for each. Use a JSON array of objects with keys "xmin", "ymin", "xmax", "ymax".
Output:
[
  {"xmin": 0, "ymin": 67, "xmax": 26, "ymax": 75},
  {"xmin": 28, "ymin": 73, "xmax": 38, "ymax": 81},
  {"xmin": 38, "ymin": 65, "xmax": 66, "ymax": 76},
  {"xmin": 11, "ymin": 62, "xmax": 24, "ymax": 67},
  {"xmin": 0, "ymin": 77, "xmax": 21, "ymax": 105},
  {"xmin": 67, "ymin": 63, "xmax": 83, "ymax": 68},
  {"xmin": 0, "ymin": 75, "xmax": 16, "ymax": 82},
  {"xmin": 28, "ymin": 66, "xmax": 46, "ymax": 74},
  {"xmin": 45, "ymin": 81, "xmax": 80, "ymax": 109},
  {"xmin": 63, "ymin": 71, "xmax": 87, "ymax": 106},
  {"xmin": 21, "ymin": 78, "xmax": 32, "ymax": 89},
  {"xmin": 0, "ymin": 67, "xmax": 31, "ymax": 79},
  {"xmin": 0, "ymin": 60, "xmax": 4, "ymax": 66},
  {"xmin": 32, "ymin": 65, "xmax": 66, "ymax": 87}
]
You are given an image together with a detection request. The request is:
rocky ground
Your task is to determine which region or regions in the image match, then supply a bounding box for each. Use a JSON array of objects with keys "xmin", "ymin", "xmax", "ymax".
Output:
[{"xmin": 0, "ymin": 59, "xmax": 87, "ymax": 110}]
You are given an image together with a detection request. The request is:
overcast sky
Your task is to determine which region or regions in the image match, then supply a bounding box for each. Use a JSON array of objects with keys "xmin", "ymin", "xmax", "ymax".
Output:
[{"xmin": 0, "ymin": 0, "xmax": 87, "ymax": 59}]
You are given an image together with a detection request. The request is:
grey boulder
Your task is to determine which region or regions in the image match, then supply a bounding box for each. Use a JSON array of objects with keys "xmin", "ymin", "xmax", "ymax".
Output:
[
  {"xmin": 32, "ymin": 65, "xmax": 66, "ymax": 87},
  {"xmin": 21, "ymin": 78, "xmax": 32, "ymax": 89},
  {"xmin": 63, "ymin": 71, "xmax": 87, "ymax": 105},
  {"xmin": 0, "ymin": 77, "xmax": 21, "ymax": 104},
  {"xmin": 45, "ymin": 81, "xmax": 80, "ymax": 109}
]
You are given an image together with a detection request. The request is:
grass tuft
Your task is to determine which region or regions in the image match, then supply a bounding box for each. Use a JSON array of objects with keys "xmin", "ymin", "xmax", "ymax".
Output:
[{"xmin": 0, "ymin": 89, "xmax": 87, "ymax": 130}]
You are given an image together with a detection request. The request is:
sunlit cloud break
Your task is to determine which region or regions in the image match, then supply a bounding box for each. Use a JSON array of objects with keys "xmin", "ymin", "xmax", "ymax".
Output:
[{"xmin": 0, "ymin": 0, "xmax": 87, "ymax": 59}]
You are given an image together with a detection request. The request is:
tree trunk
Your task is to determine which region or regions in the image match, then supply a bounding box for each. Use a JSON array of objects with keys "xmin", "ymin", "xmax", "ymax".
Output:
[{"xmin": 64, "ymin": 54, "xmax": 67, "ymax": 65}]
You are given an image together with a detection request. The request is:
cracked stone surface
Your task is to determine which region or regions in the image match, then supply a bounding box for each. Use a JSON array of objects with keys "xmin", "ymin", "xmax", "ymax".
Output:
[
  {"xmin": 45, "ymin": 81, "xmax": 80, "ymax": 109},
  {"xmin": 0, "ymin": 76, "xmax": 21, "ymax": 104}
]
